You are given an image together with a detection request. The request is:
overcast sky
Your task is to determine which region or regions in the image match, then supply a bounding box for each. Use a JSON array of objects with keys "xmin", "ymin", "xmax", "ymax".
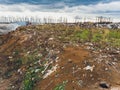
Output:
[{"xmin": 0, "ymin": 0, "xmax": 120, "ymax": 22}]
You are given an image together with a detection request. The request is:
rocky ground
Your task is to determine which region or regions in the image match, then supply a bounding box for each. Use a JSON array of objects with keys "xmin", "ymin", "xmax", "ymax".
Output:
[{"xmin": 0, "ymin": 24, "xmax": 120, "ymax": 90}]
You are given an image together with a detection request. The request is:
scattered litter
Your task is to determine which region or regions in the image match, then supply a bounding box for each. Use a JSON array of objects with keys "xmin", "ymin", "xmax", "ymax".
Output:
[
  {"xmin": 48, "ymin": 38, "xmax": 54, "ymax": 41},
  {"xmin": 8, "ymin": 56, "xmax": 13, "ymax": 59},
  {"xmin": 43, "ymin": 64, "xmax": 58, "ymax": 79},
  {"xmin": 17, "ymin": 69, "xmax": 22, "ymax": 74},
  {"xmin": 105, "ymin": 68, "xmax": 108, "ymax": 71},
  {"xmin": 84, "ymin": 65, "xmax": 95, "ymax": 72}
]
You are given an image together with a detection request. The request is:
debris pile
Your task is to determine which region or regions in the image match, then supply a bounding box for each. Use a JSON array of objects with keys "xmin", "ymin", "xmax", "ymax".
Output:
[{"xmin": 0, "ymin": 24, "xmax": 119, "ymax": 90}]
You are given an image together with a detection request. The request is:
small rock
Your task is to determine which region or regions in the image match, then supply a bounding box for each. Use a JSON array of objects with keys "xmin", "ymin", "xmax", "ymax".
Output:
[
  {"xmin": 105, "ymin": 68, "xmax": 108, "ymax": 71},
  {"xmin": 12, "ymin": 85, "xmax": 15, "ymax": 88},
  {"xmin": 99, "ymin": 82, "xmax": 110, "ymax": 89},
  {"xmin": 48, "ymin": 38, "xmax": 54, "ymax": 41},
  {"xmin": 68, "ymin": 59, "xmax": 72, "ymax": 63},
  {"xmin": 61, "ymin": 66, "xmax": 64, "ymax": 69}
]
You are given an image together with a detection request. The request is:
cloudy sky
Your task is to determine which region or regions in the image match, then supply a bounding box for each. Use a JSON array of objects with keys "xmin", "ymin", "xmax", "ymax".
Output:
[{"xmin": 0, "ymin": 0, "xmax": 120, "ymax": 22}]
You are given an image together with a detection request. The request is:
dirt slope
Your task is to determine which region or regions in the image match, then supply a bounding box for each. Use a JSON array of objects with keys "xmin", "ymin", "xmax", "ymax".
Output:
[
  {"xmin": 0, "ymin": 25, "xmax": 120, "ymax": 90},
  {"xmin": 35, "ymin": 46, "xmax": 120, "ymax": 90}
]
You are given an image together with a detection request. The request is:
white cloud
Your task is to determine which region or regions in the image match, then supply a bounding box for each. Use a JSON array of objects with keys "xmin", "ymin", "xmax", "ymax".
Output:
[{"xmin": 0, "ymin": 1, "xmax": 120, "ymax": 22}]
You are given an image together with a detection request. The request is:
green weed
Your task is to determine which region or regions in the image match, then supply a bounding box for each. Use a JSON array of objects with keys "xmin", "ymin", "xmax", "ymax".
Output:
[{"xmin": 53, "ymin": 81, "xmax": 67, "ymax": 90}]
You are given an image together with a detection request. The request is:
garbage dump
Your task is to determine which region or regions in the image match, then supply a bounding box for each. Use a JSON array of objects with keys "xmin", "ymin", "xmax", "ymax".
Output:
[{"xmin": 0, "ymin": 24, "xmax": 120, "ymax": 90}]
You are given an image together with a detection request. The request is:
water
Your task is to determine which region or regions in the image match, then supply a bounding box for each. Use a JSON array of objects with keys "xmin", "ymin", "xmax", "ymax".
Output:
[{"xmin": 0, "ymin": 22, "xmax": 27, "ymax": 34}]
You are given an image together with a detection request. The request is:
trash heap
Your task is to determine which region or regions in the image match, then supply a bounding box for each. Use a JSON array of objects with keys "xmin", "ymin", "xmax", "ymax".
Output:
[{"xmin": 0, "ymin": 24, "xmax": 120, "ymax": 90}]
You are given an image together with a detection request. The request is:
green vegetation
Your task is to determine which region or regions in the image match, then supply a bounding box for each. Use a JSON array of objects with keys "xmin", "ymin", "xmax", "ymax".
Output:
[
  {"xmin": 70, "ymin": 28, "xmax": 120, "ymax": 47},
  {"xmin": 23, "ymin": 56, "xmax": 44, "ymax": 90},
  {"xmin": 21, "ymin": 24, "xmax": 120, "ymax": 47},
  {"xmin": 53, "ymin": 81, "xmax": 67, "ymax": 90},
  {"xmin": 12, "ymin": 51, "xmax": 45, "ymax": 90},
  {"xmin": 23, "ymin": 66, "xmax": 44, "ymax": 90},
  {"xmin": 73, "ymin": 30, "xmax": 90, "ymax": 42},
  {"xmin": 108, "ymin": 30, "xmax": 120, "ymax": 39}
]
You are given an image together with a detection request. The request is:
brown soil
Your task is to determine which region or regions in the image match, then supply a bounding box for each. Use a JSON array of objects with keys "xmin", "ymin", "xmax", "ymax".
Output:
[
  {"xmin": 0, "ymin": 25, "xmax": 120, "ymax": 90},
  {"xmin": 35, "ymin": 46, "xmax": 89, "ymax": 90},
  {"xmin": 35, "ymin": 46, "xmax": 120, "ymax": 90}
]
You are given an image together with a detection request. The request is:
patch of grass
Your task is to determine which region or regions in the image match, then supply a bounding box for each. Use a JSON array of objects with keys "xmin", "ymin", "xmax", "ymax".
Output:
[
  {"xmin": 34, "ymin": 24, "xmax": 120, "ymax": 47},
  {"xmin": 73, "ymin": 29, "xmax": 90, "ymax": 42},
  {"xmin": 71, "ymin": 28, "xmax": 120, "ymax": 47},
  {"xmin": 92, "ymin": 33, "xmax": 103, "ymax": 42},
  {"xmin": 108, "ymin": 30, "xmax": 120, "ymax": 39},
  {"xmin": 105, "ymin": 30, "xmax": 120, "ymax": 47},
  {"xmin": 108, "ymin": 39, "xmax": 120, "ymax": 47}
]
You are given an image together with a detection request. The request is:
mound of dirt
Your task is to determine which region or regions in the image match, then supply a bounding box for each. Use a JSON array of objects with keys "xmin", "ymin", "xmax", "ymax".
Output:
[
  {"xmin": 35, "ymin": 46, "xmax": 120, "ymax": 90},
  {"xmin": 0, "ymin": 25, "xmax": 120, "ymax": 90}
]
